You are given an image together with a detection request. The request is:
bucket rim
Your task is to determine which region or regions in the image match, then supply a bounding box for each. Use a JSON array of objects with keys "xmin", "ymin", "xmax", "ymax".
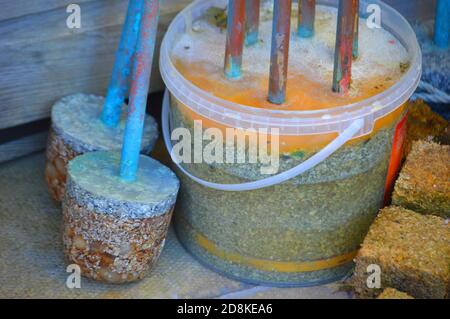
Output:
[{"xmin": 160, "ymin": 0, "xmax": 422, "ymax": 135}]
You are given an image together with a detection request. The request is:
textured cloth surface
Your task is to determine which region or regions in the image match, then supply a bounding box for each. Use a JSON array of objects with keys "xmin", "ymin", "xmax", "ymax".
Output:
[{"xmin": 0, "ymin": 153, "xmax": 348, "ymax": 299}]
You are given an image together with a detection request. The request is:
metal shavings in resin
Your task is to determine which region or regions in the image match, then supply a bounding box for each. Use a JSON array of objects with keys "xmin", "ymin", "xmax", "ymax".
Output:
[
  {"xmin": 353, "ymin": 206, "xmax": 450, "ymax": 299},
  {"xmin": 171, "ymin": 98, "xmax": 400, "ymax": 285},
  {"xmin": 66, "ymin": 151, "xmax": 180, "ymax": 219},
  {"xmin": 63, "ymin": 195, "xmax": 174, "ymax": 283},
  {"xmin": 377, "ymin": 288, "xmax": 414, "ymax": 299},
  {"xmin": 45, "ymin": 128, "xmax": 79, "ymax": 201},
  {"xmin": 393, "ymin": 141, "xmax": 450, "ymax": 218},
  {"xmin": 171, "ymin": 100, "xmax": 395, "ymax": 184},
  {"xmin": 51, "ymin": 93, "xmax": 158, "ymax": 154}
]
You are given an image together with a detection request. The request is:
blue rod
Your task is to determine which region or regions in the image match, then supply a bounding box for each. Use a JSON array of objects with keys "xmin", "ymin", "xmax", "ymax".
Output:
[
  {"xmin": 101, "ymin": 0, "xmax": 144, "ymax": 128},
  {"xmin": 297, "ymin": 0, "xmax": 315, "ymax": 38},
  {"xmin": 245, "ymin": 0, "xmax": 260, "ymax": 46},
  {"xmin": 434, "ymin": 0, "xmax": 450, "ymax": 48},
  {"xmin": 353, "ymin": 0, "xmax": 359, "ymax": 59},
  {"xmin": 120, "ymin": 0, "xmax": 160, "ymax": 181},
  {"xmin": 224, "ymin": 0, "xmax": 246, "ymax": 78}
]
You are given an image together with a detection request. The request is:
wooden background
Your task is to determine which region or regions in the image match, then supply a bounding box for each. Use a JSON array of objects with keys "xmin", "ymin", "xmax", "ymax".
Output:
[
  {"xmin": 0, "ymin": 0, "xmax": 436, "ymax": 163},
  {"xmin": 0, "ymin": 0, "xmax": 192, "ymax": 131}
]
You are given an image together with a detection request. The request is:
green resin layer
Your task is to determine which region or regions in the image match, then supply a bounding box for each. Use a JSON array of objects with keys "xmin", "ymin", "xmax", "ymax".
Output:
[
  {"xmin": 52, "ymin": 94, "xmax": 158, "ymax": 154},
  {"xmin": 175, "ymin": 218, "xmax": 354, "ymax": 287},
  {"xmin": 67, "ymin": 151, "xmax": 180, "ymax": 219},
  {"xmin": 171, "ymin": 98, "xmax": 398, "ymax": 286}
]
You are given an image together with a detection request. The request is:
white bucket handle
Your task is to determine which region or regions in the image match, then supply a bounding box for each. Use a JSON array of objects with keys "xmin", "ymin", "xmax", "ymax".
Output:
[{"xmin": 162, "ymin": 90, "xmax": 365, "ymax": 192}]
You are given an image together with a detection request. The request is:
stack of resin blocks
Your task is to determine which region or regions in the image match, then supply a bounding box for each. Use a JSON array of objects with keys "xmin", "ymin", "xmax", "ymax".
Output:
[{"xmin": 353, "ymin": 136, "xmax": 449, "ymax": 299}]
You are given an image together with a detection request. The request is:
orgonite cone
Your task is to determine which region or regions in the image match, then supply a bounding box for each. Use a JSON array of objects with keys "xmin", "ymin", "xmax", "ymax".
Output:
[
  {"xmin": 63, "ymin": 151, "xmax": 179, "ymax": 284},
  {"xmin": 45, "ymin": 94, "xmax": 159, "ymax": 202}
]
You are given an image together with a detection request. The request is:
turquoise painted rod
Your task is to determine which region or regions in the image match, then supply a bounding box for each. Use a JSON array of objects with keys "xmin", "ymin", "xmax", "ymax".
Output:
[
  {"xmin": 120, "ymin": 0, "xmax": 160, "ymax": 181},
  {"xmin": 245, "ymin": 0, "xmax": 260, "ymax": 46},
  {"xmin": 434, "ymin": 0, "xmax": 450, "ymax": 48},
  {"xmin": 297, "ymin": 0, "xmax": 316, "ymax": 38},
  {"xmin": 101, "ymin": 0, "xmax": 144, "ymax": 128},
  {"xmin": 353, "ymin": 0, "xmax": 359, "ymax": 59},
  {"xmin": 224, "ymin": 0, "xmax": 246, "ymax": 78}
]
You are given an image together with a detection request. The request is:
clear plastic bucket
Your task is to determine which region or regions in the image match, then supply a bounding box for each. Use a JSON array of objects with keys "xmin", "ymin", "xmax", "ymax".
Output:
[{"xmin": 160, "ymin": 0, "xmax": 421, "ymax": 286}]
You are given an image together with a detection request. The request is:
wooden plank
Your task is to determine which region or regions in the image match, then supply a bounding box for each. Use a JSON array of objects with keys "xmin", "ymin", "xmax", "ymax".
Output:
[
  {"xmin": 0, "ymin": 0, "xmax": 192, "ymax": 130},
  {"xmin": 0, "ymin": 132, "xmax": 47, "ymax": 163},
  {"xmin": 0, "ymin": 0, "xmax": 94, "ymax": 21}
]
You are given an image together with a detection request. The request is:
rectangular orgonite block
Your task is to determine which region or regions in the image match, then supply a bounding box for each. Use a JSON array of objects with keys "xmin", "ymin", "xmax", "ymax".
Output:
[
  {"xmin": 377, "ymin": 288, "xmax": 414, "ymax": 299},
  {"xmin": 393, "ymin": 140, "xmax": 450, "ymax": 218},
  {"xmin": 353, "ymin": 206, "xmax": 450, "ymax": 299},
  {"xmin": 403, "ymin": 100, "xmax": 448, "ymax": 159}
]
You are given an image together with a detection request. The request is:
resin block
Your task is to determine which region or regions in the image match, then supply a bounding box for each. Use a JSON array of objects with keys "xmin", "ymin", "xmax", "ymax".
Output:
[
  {"xmin": 403, "ymin": 100, "xmax": 448, "ymax": 159},
  {"xmin": 377, "ymin": 288, "xmax": 414, "ymax": 299},
  {"xmin": 393, "ymin": 140, "xmax": 450, "ymax": 218},
  {"xmin": 353, "ymin": 206, "xmax": 450, "ymax": 299},
  {"xmin": 63, "ymin": 151, "xmax": 179, "ymax": 283},
  {"xmin": 45, "ymin": 94, "xmax": 158, "ymax": 201}
]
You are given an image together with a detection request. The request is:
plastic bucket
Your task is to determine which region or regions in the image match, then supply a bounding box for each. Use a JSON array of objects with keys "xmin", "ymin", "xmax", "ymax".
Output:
[{"xmin": 160, "ymin": 0, "xmax": 421, "ymax": 286}]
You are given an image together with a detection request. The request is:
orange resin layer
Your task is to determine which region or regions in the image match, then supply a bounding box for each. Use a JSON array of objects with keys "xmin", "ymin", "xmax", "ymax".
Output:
[
  {"xmin": 174, "ymin": 59, "xmax": 398, "ymax": 111},
  {"xmin": 172, "ymin": 60, "xmax": 407, "ymax": 153}
]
